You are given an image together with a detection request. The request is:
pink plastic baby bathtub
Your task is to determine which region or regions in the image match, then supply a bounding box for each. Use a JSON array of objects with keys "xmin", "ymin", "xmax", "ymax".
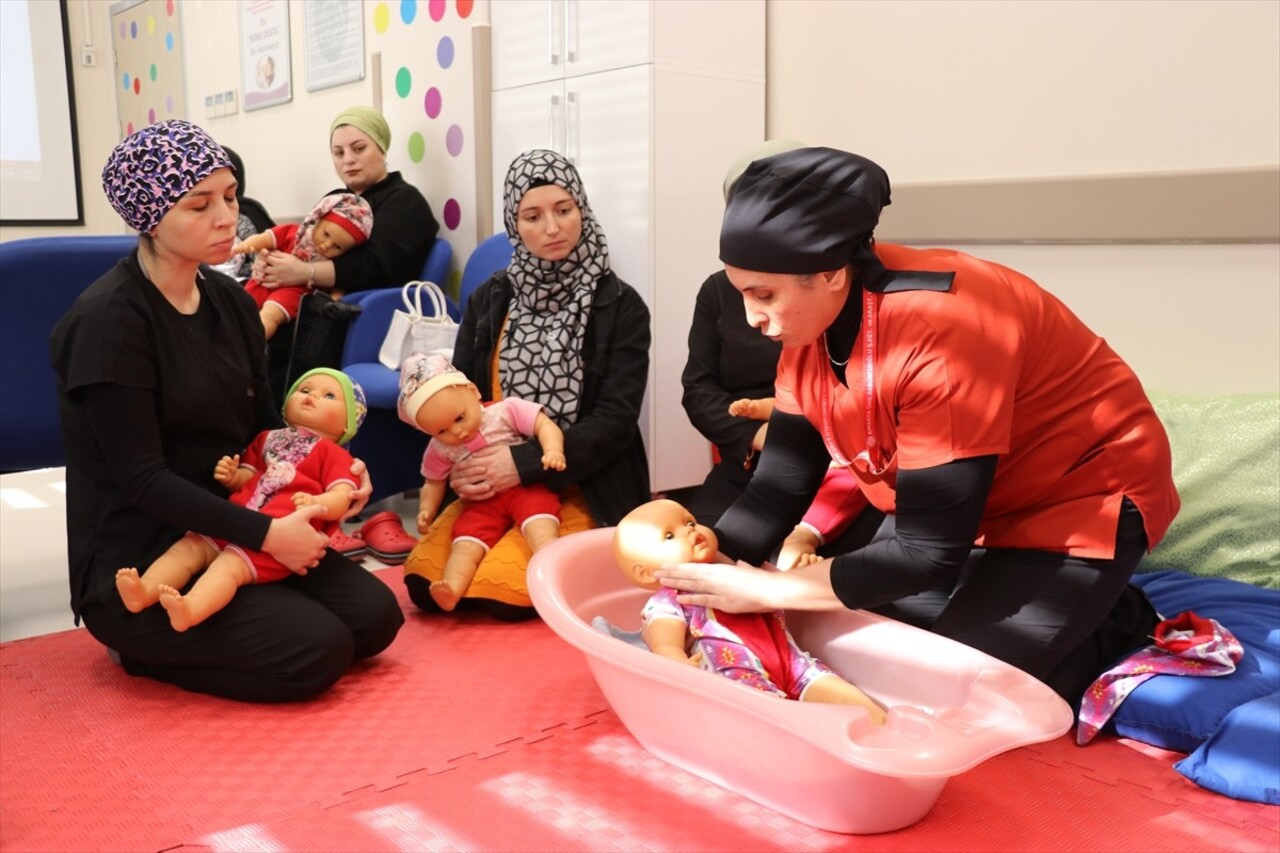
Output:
[{"xmin": 528, "ymin": 528, "xmax": 1074, "ymax": 834}]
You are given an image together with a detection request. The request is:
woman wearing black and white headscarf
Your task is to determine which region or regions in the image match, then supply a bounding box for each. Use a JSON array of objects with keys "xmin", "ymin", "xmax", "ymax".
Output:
[{"xmin": 402, "ymin": 149, "xmax": 651, "ymax": 619}]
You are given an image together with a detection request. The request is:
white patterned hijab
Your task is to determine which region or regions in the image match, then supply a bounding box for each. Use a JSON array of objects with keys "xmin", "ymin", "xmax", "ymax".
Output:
[{"xmin": 500, "ymin": 149, "xmax": 610, "ymax": 426}]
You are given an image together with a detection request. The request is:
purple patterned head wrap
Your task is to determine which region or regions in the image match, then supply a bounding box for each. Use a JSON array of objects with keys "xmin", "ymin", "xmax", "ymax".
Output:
[{"xmin": 101, "ymin": 120, "xmax": 232, "ymax": 234}]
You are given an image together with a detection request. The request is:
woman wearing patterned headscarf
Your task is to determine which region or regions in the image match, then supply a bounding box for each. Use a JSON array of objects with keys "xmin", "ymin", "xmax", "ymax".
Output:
[
  {"xmin": 402, "ymin": 149, "xmax": 652, "ymax": 619},
  {"xmin": 50, "ymin": 120, "xmax": 403, "ymax": 702}
]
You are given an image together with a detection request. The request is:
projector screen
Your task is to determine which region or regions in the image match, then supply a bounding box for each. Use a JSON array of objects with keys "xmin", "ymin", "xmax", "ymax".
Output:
[{"xmin": 0, "ymin": 0, "xmax": 83, "ymax": 225}]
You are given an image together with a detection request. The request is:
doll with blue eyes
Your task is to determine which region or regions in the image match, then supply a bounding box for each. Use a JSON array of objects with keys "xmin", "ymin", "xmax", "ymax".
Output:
[{"xmin": 115, "ymin": 369, "xmax": 367, "ymax": 631}]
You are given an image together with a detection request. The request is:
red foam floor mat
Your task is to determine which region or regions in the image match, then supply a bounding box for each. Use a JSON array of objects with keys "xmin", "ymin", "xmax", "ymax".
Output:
[{"xmin": 3, "ymin": 570, "xmax": 1277, "ymax": 852}]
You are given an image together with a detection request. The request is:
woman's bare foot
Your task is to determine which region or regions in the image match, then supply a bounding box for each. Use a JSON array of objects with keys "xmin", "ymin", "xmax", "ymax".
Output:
[
  {"xmin": 115, "ymin": 568, "xmax": 152, "ymax": 612},
  {"xmin": 157, "ymin": 584, "xmax": 195, "ymax": 632},
  {"xmin": 429, "ymin": 579, "xmax": 463, "ymax": 611}
]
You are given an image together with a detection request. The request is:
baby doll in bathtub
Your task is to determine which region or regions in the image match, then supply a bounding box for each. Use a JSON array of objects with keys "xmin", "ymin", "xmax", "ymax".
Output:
[{"xmin": 612, "ymin": 498, "xmax": 886, "ymax": 722}]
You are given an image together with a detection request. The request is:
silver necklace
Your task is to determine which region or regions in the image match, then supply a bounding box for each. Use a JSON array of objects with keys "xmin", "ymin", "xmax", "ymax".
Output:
[{"xmin": 824, "ymin": 332, "xmax": 851, "ymax": 367}]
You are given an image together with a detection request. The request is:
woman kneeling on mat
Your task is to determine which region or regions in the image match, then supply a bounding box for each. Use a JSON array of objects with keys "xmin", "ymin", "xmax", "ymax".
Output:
[
  {"xmin": 51, "ymin": 121, "xmax": 403, "ymax": 702},
  {"xmin": 654, "ymin": 147, "xmax": 1179, "ymax": 710}
]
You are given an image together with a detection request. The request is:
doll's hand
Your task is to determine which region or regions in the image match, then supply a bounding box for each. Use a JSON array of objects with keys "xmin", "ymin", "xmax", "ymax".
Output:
[
  {"xmin": 777, "ymin": 526, "xmax": 821, "ymax": 571},
  {"xmin": 292, "ymin": 493, "xmax": 315, "ymax": 509},
  {"xmin": 416, "ymin": 510, "xmax": 435, "ymax": 536},
  {"xmin": 685, "ymin": 651, "xmax": 704, "ymax": 667},
  {"xmin": 542, "ymin": 449, "xmax": 566, "ymax": 471},
  {"xmin": 214, "ymin": 454, "xmax": 240, "ymax": 486}
]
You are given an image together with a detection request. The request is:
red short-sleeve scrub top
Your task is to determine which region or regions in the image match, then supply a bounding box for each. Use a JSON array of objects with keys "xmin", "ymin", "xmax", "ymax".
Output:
[{"xmin": 773, "ymin": 243, "xmax": 1179, "ymax": 560}]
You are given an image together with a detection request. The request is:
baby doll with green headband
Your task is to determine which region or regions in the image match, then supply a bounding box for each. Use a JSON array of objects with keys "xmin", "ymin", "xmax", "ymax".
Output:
[{"xmin": 116, "ymin": 369, "xmax": 368, "ymax": 631}]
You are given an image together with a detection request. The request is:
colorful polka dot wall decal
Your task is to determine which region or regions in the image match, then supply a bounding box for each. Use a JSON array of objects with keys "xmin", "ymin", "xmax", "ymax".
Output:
[
  {"xmin": 166, "ymin": 0, "xmax": 174, "ymax": 15},
  {"xmin": 147, "ymin": 15, "xmax": 155, "ymax": 34},
  {"xmin": 424, "ymin": 87, "xmax": 441, "ymax": 119},
  {"xmin": 148, "ymin": 108, "xmax": 156, "ymax": 124},
  {"xmin": 166, "ymin": 32, "xmax": 174, "ymax": 51},
  {"xmin": 437, "ymin": 36, "xmax": 454, "ymax": 69},
  {"xmin": 149, "ymin": 64, "xmax": 158, "ymax": 82},
  {"xmin": 446, "ymin": 124, "xmax": 463, "ymax": 157},
  {"xmin": 130, "ymin": 21, "xmax": 137, "ymax": 38},
  {"xmin": 166, "ymin": 94, "xmax": 174, "ymax": 114},
  {"xmin": 122, "ymin": 72, "xmax": 131, "ymax": 91},
  {"xmin": 126, "ymin": 122, "xmax": 134, "ymax": 136},
  {"xmin": 396, "ymin": 67, "xmax": 412, "ymax": 98},
  {"xmin": 400, "ymin": 0, "xmax": 417, "ymax": 26},
  {"xmin": 429, "ymin": 0, "xmax": 445, "ymax": 23},
  {"xmin": 457, "ymin": 0, "xmax": 474, "ymax": 19},
  {"xmin": 373, "ymin": 4, "xmax": 389, "ymax": 34},
  {"xmin": 443, "ymin": 199, "xmax": 461, "ymax": 230},
  {"xmin": 118, "ymin": 22, "xmax": 125, "ymax": 39},
  {"xmin": 407, "ymin": 132, "xmax": 425, "ymax": 163},
  {"xmin": 133, "ymin": 77, "xmax": 141, "ymax": 95}
]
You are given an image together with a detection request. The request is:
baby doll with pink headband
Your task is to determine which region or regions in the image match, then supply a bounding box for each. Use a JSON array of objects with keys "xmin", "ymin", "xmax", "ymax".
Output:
[{"xmin": 233, "ymin": 193, "xmax": 373, "ymax": 339}]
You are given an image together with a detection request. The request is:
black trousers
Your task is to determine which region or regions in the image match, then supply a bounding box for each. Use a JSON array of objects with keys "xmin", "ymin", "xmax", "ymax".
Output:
[
  {"xmin": 687, "ymin": 458, "xmax": 757, "ymax": 528},
  {"xmin": 81, "ymin": 549, "xmax": 404, "ymax": 702},
  {"xmin": 867, "ymin": 498, "xmax": 1158, "ymax": 709}
]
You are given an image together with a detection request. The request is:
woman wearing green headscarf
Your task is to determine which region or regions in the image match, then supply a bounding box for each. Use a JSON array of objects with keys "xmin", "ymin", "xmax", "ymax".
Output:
[{"xmin": 255, "ymin": 106, "xmax": 439, "ymax": 295}]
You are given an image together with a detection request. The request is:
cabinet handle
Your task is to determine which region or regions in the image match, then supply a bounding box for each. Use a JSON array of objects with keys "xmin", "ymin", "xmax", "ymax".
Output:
[
  {"xmin": 566, "ymin": 0, "xmax": 577, "ymax": 64},
  {"xmin": 549, "ymin": 94, "xmax": 562, "ymax": 152},
  {"xmin": 566, "ymin": 90, "xmax": 577, "ymax": 164},
  {"xmin": 548, "ymin": 0, "xmax": 560, "ymax": 66}
]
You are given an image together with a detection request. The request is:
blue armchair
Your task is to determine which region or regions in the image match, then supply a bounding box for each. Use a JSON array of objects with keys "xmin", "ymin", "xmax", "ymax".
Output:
[
  {"xmin": 0, "ymin": 235, "xmax": 138, "ymax": 472},
  {"xmin": 458, "ymin": 233, "xmax": 514, "ymax": 314}
]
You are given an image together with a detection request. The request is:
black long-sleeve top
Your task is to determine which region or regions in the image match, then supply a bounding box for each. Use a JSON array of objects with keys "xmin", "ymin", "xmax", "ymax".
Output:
[
  {"xmin": 50, "ymin": 255, "xmax": 283, "ymax": 618},
  {"xmin": 328, "ymin": 171, "xmax": 439, "ymax": 293},
  {"xmin": 680, "ymin": 271, "xmax": 782, "ymax": 467}
]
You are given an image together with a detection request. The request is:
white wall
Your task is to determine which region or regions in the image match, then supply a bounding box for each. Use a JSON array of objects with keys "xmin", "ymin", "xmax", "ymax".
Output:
[
  {"xmin": 765, "ymin": 0, "xmax": 1280, "ymax": 394},
  {"xmin": 3, "ymin": 0, "xmax": 1277, "ymax": 395}
]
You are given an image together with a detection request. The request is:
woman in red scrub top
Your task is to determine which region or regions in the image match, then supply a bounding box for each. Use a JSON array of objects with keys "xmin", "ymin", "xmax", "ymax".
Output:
[{"xmin": 655, "ymin": 147, "xmax": 1180, "ymax": 709}]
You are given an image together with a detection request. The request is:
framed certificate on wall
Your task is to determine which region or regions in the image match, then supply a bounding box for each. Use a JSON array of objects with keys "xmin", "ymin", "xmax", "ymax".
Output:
[
  {"xmin": 304, "ymin": 0, "xmax": 364, "ymax": 92},
  {"xmin": 239, "ymin": 0, "xmax": 291, "ymax": 111}
]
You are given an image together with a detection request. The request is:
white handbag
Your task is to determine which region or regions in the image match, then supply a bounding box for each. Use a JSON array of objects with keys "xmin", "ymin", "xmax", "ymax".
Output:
[{"xmin": 377, "ymin": 281, "xmax": 460, "ymax": 369}]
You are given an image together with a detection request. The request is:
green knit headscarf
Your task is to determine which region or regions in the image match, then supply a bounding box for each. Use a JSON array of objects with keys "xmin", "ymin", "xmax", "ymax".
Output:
[{"xmin": 330, "ymin": 106, "xmax": 391, "ymax": 153}]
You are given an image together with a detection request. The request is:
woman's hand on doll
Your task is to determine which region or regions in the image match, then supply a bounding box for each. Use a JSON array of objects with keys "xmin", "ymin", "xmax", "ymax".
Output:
[
  {"xmin": 261, "ymin": 504, "xmax": 328, "ymax": 574},
  {"xmin": 542, "ymin": 449, "xmax": 566, "ymax": 471},
  {"xmin": 341, "ymin": 458, "xmax": 372, "ymax": 522},
  {"xmin": 258, "ymin": 251, "xmax": 307, "ymax": 288},
  {"xmin": 450, "ymin": 445, "xmax": 519, "ymax": 500},
  {"xmin": 653, "ymin": 559, "xmax": 781, "ymax": 614},
  {"xmin": 213, "ymin": 454, "xmax": 240, "ymax": 486}
]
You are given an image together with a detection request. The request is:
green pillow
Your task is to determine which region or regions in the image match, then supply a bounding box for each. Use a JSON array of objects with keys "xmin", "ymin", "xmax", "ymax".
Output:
[{"xmin": 1140, "ymin": 392, "xmax": 1280, "ymax": 588}]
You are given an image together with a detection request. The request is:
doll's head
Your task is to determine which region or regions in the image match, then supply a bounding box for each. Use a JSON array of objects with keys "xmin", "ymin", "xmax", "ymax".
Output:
[
  {"xmin": 613, "ymin": 499, "xmax": 719, "ymax": 591},
  {"xmin": 397, "ymin": 353, "xmax": 484, "ymax": 445},
  {"xmin": 299, "ymin": 193, "xmax": 374, "ymax": 260},
  {"xmin": 284, "ymin": 368, "xmax": 367, "ymax": 445}
]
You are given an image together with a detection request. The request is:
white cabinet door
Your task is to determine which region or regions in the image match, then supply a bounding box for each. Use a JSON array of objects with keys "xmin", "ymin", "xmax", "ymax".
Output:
[
  {"xmin": 491, "ymin": 0, "xmax": 652, "ymax": 91},
  {"xmin": 565, "ymin": 66, "xmax": 653, "ymax": 308},
  {"xmin": 491, "ymin": 79, "xmax": 567, "ymax": 220},
  {"xmin": 490, "ymin": 0, "xmax": 565, "ymax": 90},
  {"xmin": 564, "ymin": 0, "xmax": 651, "ymax": 79}
]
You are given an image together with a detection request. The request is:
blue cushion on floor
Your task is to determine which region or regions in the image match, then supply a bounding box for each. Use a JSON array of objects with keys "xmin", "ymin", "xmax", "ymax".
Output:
[
  {"xmin": 1175, "ymin": 692, "xmax": 1280, "ymax": 805},
  {"xmin": 1112, "ymin": 572, "xmax": 1279, "ymax": 755}
]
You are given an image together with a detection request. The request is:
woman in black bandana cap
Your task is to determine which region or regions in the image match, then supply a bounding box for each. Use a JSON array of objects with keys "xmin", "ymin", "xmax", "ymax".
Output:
[
  {"xmin": 654, "ymin": 147, "xmax": 1181, "ymax": 709},
  {"xmin": 401, "ymin": 149, "xmax": 651, "ymax": 620}
]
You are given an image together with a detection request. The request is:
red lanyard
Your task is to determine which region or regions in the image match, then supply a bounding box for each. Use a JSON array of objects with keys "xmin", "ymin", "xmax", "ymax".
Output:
[{"xmin": 820, "ymin": 289, "xmax": 885, "ymax": 474}]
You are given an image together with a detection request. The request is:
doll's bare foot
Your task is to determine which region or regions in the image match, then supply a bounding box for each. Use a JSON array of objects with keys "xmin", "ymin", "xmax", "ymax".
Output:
[
  {"xmin": 115, "ymin": 568, "xmax": 151, "ymax": 613},
  {"xmin": 157, "ymin": 584, "xmax": 195, "ymax": 632},
  {"xmin": 429, "ymin": 579, "xmax": 463, "ymax": 611}
]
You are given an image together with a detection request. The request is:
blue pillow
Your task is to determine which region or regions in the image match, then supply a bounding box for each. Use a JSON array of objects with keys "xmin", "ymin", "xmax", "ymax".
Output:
[
  {"xmin": 1111, "ymin": 572, "xmax": 1280, "ymax": 754},
  {"xmin": 1175, "ymin": 692, "xmax": 1280, "ymax": 805}
]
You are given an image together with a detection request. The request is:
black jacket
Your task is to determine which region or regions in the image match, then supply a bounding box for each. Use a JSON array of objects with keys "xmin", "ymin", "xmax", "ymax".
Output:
[{"xmin": 454, "ymin": 270, "xmax": 651, "ymax": 525}]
